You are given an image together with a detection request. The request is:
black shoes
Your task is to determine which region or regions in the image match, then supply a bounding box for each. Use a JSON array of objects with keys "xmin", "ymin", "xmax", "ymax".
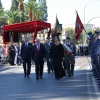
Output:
[
  {"xmin": 24, "ymin": 75, "xmax": 26, "ymax": 78},
  {"xmin": 24, "ymin": 75, "xmax": 29, "ymax": 78},
  {"xmin": 36, "ymin": 76, "xmax": 43, "ymax": 80},
  {"xmin": 36, "ymin": 77, "xmax": 39, "ymax": 80},
  {"xmin": 40, "ymin": 77, "xmax": 43, "ymax": 79},
  {"xmin": 27, "ymin": 75, "xmax": 29, "ymax": 78},
  {"xmin": 68, "ymin": 75, "xmax": 71, "ymax": 77}
]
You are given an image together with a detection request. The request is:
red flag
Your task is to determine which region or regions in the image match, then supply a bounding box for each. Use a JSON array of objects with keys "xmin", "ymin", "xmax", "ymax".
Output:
[{"xmin": 75, "ymin": 13, "xmax": 84, "ymax": 40}]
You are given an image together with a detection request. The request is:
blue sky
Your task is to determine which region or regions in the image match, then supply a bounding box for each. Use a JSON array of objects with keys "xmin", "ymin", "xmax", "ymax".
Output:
[{"xmin": 1, "ymin": 0, "xmax": 100, "ymax": 27}]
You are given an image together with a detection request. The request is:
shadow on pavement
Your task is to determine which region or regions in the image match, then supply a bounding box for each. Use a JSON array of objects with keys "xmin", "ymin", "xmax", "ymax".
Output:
[{"xmin": 0, "ymin": 66, "xmax": 99, "ymax": 100}]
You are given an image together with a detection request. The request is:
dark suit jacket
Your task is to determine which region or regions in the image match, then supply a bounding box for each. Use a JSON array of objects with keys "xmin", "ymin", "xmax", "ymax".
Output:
[
  {"xmin": 44, "ymin": 42, "xmax": 52, "ymax": 59},
  {"xmin": 21, "ymin": 42, "xmax": 33, "ymax": 59},
  {"xmin": 32, "ymin": 44, "xmax": 46, "ymax": 62}
]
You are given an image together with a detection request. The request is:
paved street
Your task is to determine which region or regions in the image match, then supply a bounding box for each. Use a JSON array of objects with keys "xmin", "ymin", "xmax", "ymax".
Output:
[{"xmin": 0, "ymin": 57, "xmax": 100, "ymax": 100}]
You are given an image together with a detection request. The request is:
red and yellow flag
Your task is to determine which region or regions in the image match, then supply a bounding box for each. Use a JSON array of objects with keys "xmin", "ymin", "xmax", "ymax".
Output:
[{"xmin": 75, "ymin": 13, "xmax": 84, "ymax": 40}]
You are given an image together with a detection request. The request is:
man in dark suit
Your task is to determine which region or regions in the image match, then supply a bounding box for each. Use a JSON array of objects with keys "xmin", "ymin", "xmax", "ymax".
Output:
[
  {"xmin": 32, "ymin": 38, "xmax": 46, "ymax": 80},
  {"xmin": 21, "ymin": 37, "xmax": 33, "ymax": 78}
]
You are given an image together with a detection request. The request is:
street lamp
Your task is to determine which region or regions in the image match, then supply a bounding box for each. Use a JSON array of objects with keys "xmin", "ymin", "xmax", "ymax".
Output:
[
  {"xmin": 84, "ymin": 0, "xmax": 94, "ymax": 26},
  {"xmin": 83, "ymin": 0, "xmax": 94, "ymax": 43}
]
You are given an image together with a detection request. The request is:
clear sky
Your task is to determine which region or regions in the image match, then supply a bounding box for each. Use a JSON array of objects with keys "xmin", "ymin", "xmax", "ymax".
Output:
[{"xmin": 1, "ymin": 0, "xmax": 100, "ymax": 27}]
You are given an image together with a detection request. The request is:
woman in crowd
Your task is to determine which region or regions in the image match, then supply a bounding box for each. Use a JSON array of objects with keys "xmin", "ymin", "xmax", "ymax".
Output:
[
  {"xmin": 8, "ymin": 43, "xmax": 15, "ymax": 66},
  {"xmin": 49, "ymin": 36, "xmax": 66, "ymax": 79}
]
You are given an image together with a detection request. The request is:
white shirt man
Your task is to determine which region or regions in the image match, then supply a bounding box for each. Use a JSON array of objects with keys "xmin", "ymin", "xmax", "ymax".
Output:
[{"xmin": 14, "ymin": 45, "xmax": 18, "ymax": 65}]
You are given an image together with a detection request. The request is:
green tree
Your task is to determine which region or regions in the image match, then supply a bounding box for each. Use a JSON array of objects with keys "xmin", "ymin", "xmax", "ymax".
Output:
[
  {"xmin": 0, "ymin": 1, "xmax": 6, "ymax": 35},
  {"xmin": 24, "ymin": 0, "xmax": 48, "ymax": 21},
  {"xmin": 0, "ymin": 0, "xmax": 3, "ymax": 9},
  {"xmin": 17, "ymin": 0, "xmax": 25, "ymax": 22},
  {"xmin": 65, "ymin": 28, "xmax": 93, "ymax": 44},
  {"xmin": 65, "ymin": 28, "xmax": 83, "ymax": 44},
  {"xmin": 38, "ymin": 0, "xmax": 48, "ymax": 21},
  {"xmin": 4, "ymin": 10, "xmax": 20, "ymax": 24},
  {"xmin": 24, "ymin": 0, "xmax": 38, "ymax": 21},
  {"xmin": 10, "ymin": 0, "xmax": 19, "ymax": 11}
]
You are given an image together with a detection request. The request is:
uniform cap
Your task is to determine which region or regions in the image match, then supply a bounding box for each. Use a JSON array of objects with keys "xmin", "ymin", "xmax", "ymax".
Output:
[{"xmin": 66, "ymin": 37, "xmax": 70, "ymax": 40}]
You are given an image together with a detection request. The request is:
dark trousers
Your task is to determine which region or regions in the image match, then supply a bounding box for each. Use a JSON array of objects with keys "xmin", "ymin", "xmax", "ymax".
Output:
[
  {"xmin": 47, "ymin": 58, "xmax": 54, "ymax": 72},
  {"xmin": 65, "ymin": 55, "xmax": 75, "ymax": 76},
  {"xmin": 47, "ymin": 58, "xmax": 51, "ymax": 72},
  {"xmin": 23, "ymin": 59, "xmax": 31, "ymax": 75},
  {"xmin": 35, "ymin": 60, "xmax": 44, "ymax": 78},
  {"xmin": 10, "ymin": 53, "xmax": 15, "ymax": 65}
]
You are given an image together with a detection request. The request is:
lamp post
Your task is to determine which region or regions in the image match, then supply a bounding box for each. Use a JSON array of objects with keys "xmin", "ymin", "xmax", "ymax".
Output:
[
  {"xmin": 83, "ymin": 0, "xmax": 93, "ymax": 43},
  {"xmin": 84, "ymin": 0, "xmax": 93, "ymax": 26}
]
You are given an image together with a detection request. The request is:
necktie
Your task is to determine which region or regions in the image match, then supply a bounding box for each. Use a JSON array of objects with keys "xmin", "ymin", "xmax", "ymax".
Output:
[
  {"xmin": 26, "ymin": 42, "xmax": 28, "ymax": 47},
  {"xmin": 37, "ymin": 44, "xmax": 40, "ymax": 51},
  {"xmin": 25, "ymin": 42, "xmax": 27, "ymax": 47}
]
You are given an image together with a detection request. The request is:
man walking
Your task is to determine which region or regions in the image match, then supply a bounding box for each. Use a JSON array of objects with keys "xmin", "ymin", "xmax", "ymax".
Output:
[
  {"xmin": 64, "ymin": 37, "xmax": 76, "ymax": 77},
  {"xmin": 21, "ymin": 37, "xmax": 33, "ymax": 78},
  {"xmin": 32, "ymin": 39, "xmax": 46, "ymax": 80}
]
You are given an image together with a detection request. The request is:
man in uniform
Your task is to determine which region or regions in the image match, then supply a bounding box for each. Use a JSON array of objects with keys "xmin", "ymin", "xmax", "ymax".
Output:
[
  {"xmin": 92, "ymin": 31, "xmax": 100, "ymax": 81},
  {"xmin": 95, "ymin": 31, "xmax": 100, "ymax": 85},
  {"xmin": 89, "ymin": 31, "xmax": 99, "ymax": 78},
  {"xmin": 64, "ymin": 37, "xmax": 76, "ymax": 77},
  {"xmin": 44, "ymin": 37, "xmax": 53, "ymax": 73},
  {"xmin": 62, "ymin": 39, "xmax": 66, "ymax": 70}
]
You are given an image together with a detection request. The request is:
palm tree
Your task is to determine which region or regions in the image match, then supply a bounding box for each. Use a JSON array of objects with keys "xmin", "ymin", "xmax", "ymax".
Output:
[
  {"xmin": 24, "ymin": 0, "xmax": 38, "ymax": 21},
  {"xmin": 0, "ymin": 8, "xmax": 7, "ymax": 35},
  {"xmin": 0, "ymin": 8, "xmax": 6, "ymax": 25},
  {"xmin": 17, "ymin": 0, "xmax": 24, "ymax": 10},
  {"xmin": 4, "ymin": 10, "xmax": 20, "ymax": 24},
  {"xmin": 17, "ymin": 0, "xmax": 25, "ymax": 22}
]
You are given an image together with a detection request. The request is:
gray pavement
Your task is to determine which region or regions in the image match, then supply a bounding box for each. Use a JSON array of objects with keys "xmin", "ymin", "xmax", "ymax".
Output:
[{"xmin": 0, "ymin": 57, "xmax": 100, "ymax": 100}]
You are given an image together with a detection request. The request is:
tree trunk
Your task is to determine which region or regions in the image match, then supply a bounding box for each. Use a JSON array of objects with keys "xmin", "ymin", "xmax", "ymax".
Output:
[
  {"xmin": 32, "ymin": 14, "xmax": 36, "ymax": 20},
  {"xmin": 18, "ymin": 3, "xmax": 24, "ymax": 10},
  {"xmin": 28, "ymin": 11, "xmax": 32, "ymax": 21}
]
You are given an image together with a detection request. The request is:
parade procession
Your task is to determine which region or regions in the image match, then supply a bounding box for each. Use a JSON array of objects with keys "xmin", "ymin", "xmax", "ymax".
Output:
[{"xmin": 0, "ymin": 0, "xmax": 100, "ymax": 100}]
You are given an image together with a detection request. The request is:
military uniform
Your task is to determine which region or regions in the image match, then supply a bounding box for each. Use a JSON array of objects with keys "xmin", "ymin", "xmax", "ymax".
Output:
[
  {"xmin": 45, "ymin": 39, "xmax": 53, "ymax": 73},
  {"xmin": 93, "ymin": 38, "xmax": 100, "ymax": 79},
  {"xmin": 89, "ymin": 31, "xmax": 100, "ymax": 80},
  {"xmin": 64, "ymin": 37, "xmax": 76, "ymax": 77}
]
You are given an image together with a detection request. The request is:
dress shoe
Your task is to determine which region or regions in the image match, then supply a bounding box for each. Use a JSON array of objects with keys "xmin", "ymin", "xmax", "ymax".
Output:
[
  {"xmin": 24, "ymin": 75, "xmax": 26, "ymax": 78},
  {"xmin": 27, "ymin": 75, "xmax": 29, "ymax": 78},
  {"xmin": 68, "ymin": 75, "xmax": 71, "ymax": 77},
  {"xmin": 40, "ymin": 77, "xmax": 43, "ymax": 79},
  {"xmin": 36, "ymin": 77, "xmax": 39, "ymax": 80},
  {"xmin": 48, "ymin": 70, "xmax": 50, "ymax": 73},
  {"xmin": 71, "ymin": 73, "xmax": 74, "ymax": 76}
]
